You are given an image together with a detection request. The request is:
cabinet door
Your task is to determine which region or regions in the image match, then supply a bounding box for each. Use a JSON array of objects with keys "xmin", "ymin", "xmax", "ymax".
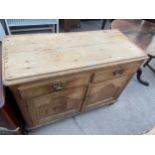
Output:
[
  {"xmin": 83, "ymin": 76, "xmax": 129, "ymax": 111},
  {"xmin": 25, "ymin": 86, "xmax": 86, "ymax": 127}
]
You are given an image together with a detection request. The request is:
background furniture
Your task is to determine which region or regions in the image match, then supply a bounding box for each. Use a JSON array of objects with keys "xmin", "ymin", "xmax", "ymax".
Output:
[
  {"xmin": 0, "ymin": 23, "xmax": 5, "ymax": 41},
  {"xmin": 145, "ymin": 19, "xmax": 155, "ymax": 24},
  {"xmin": 143, "ymin": 54, "xmax": 155, "ymax": 74},
  {"xmin": 2, "ymin": 30, "xmax": 146, "ymax": 129},
  {"xmin": 62, "ymin": 19, "xmax": 81, "ymax": 32},
  {"xmin": 0, "ymin": 23, "xmax": 22, "ymax": 134},
  {"xmin": 5, "ymin": 19, "xmax": 59, "ymax": 34},
  {"xmin": 0, "ymin": 84, "xmax": 22, "ymax": 134},
  {"xmin": 112, "ymin": 19, "xmax": 155, "ymax": 86},
  {"xmin": 101, "ymin": 19, "xmax": 114, "ymax": 29}
]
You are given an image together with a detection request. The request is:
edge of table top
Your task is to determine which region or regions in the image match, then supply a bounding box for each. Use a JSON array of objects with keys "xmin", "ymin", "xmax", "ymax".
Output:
[{"xmin": 2, "ymin": 57, "xmax": 147, "ymax": 86}]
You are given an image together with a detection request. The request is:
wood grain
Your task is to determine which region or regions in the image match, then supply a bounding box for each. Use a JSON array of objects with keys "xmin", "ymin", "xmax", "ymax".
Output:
[
  {"xmin": 13, "ymin": 85, "xmax": 87, "ymax": 127},
  {"xmin": 93, "ymin": 61, "xmax": 140, "ymax": 83},
  {"xmin": 2, "ymin": 30, "xmax": 147, "ymax": 128},
  {"xmin": 18, "ymin": 73, "xmax": 90, "ymax": 99},
  {"xmin": 2, "ymin": 30, "xmax": 146, "ymax": 86},
  {"xmin": 82, "ymin": 76, "xmax": 129, "ymax": 111}
]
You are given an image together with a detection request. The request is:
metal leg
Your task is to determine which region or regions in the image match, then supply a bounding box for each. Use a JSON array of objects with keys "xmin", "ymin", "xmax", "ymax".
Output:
[
  {"xmin": 4, "ymin": 19, "xmax": 11, "ymax": 35},
  {"xmin": 101, "ymin": 20, "xmax": 107, "ymax": 29},
  {"xmin": 143, "ymin": 56, "xmax": 155, "ymax": 73},
  {"xmin": 56, "ymin": 20, "xmax": 59, "ymax": 33},
  {"xmin": 147, "ymin": 63, "xmax": 155, "ymax": 73},
  {"xmin": 137, "ymin": 68, "xmax": 149, "ymax": 86},
  {"xmin": 143, "ymin": 56, "xmax": 152, "ymax": 67}
]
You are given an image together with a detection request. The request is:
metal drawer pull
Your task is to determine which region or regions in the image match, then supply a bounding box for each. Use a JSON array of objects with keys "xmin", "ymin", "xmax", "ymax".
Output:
[
  {"xmin": 52, "ymin": 82, "xmax": 66, "ymax": 91},
  {"xmin": 113, "ymin": 68, "xmax": 124, "ymax": 76}
]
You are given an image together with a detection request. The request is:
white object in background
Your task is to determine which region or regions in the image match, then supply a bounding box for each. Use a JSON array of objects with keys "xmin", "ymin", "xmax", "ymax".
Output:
[
  {"xmin": 5, "ymin": 19, "xmax": 59, "ymax": 35},
  {"xmin": 0, "ymin": 23, "xmax": 6, "ymax": 41}
]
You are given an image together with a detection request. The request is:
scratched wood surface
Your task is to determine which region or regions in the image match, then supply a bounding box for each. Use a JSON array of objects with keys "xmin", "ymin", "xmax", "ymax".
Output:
[{"xmin": 2, "ymin": 30, "xmax": 146, "ymax": 85}]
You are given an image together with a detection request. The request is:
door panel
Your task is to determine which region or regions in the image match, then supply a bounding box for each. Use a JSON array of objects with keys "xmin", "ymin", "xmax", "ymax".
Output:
[
  {"xmin": 26, "ymin": 86, "xmax": 86, "ymax": 126},
  {"xmin": 84, "ymin": 76, "xmax": 129, "ymax": 110}
]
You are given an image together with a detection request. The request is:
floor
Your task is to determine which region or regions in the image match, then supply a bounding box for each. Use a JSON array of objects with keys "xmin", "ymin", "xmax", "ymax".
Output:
[{"xmin": 28, "ymin": 20, "xmax": 155, "ymax": 135}]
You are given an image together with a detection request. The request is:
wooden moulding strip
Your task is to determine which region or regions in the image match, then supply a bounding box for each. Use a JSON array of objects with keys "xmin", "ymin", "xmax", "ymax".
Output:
[{"xmin": 2, "ymin": 58, "xmax": 146, "ymax": 86}]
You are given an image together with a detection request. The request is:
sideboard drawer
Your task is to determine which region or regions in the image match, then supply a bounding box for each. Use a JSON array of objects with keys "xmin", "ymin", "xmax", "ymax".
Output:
[
  {"xmin": 93, "ymin": 62, "xmax": 141, "ymax": 83},
  {"xmin": 18, "ymin": 73, "xmax": 90, "ymax": 99},
  {"xmin": 25, "ymin": 86, "xmax": 87, "ymax": 126}
]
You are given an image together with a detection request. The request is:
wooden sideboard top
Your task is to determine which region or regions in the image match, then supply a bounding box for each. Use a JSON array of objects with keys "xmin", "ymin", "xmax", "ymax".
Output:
[{"xmin": 2, "ymin": 29, "xmax": 147, "ymax": 86}]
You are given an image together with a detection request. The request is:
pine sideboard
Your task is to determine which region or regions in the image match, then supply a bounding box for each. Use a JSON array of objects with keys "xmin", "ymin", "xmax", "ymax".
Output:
[{"xmin": 2, "ymin": 30, "xmax": 147, "ymax": 128}]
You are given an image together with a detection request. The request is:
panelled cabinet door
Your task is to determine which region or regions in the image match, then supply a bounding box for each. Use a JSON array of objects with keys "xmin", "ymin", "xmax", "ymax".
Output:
[
  {"xmin": 25, "ymin": 86, "xmax": 86, "ymax": 127},
  {"xmin": 83, "ymin": 76, "xmax": 129, "ymax": 111}
]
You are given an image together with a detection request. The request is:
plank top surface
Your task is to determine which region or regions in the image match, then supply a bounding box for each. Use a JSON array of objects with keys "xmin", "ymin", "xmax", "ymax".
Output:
[{"xmin": 2, "ymin": 29, "xmax": 147, "ymax": 85}]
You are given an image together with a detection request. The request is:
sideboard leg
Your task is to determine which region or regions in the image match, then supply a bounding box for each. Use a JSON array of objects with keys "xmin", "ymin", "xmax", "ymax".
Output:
[{"xmin": 137, "ymin": 68, "xmax": 149, "ymax": 86}]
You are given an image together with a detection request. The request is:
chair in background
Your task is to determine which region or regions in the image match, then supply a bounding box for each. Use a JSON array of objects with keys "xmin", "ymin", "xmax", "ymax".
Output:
[{"xmin": 5, "ymin": 19, "xmax": 59, "ymax": 35}]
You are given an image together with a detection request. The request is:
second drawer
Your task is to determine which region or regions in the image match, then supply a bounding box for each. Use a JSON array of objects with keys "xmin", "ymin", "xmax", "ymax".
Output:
[{"xmin": 93, "ymin": 61, "xmax": 141, "ymax": 83}]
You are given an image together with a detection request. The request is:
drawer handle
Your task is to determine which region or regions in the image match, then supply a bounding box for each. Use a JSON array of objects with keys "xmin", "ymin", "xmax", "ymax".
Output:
[
  {"xmin": 52, "ymin": 82, "xmax": 66, "ymax": 91},
  {"xmin": 113, "ymin": 68, "xmax": 124, "ymax": 76}
]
